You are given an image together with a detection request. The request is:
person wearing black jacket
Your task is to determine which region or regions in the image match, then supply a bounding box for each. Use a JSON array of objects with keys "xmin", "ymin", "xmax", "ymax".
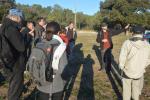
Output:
[
  {"xmin": 21, "ymin": 21, "xmax": 35, "ymax": 63},
  {"xmin": 34, "ymin": 17, "xmax": 46, "ymax": 44},
  {"xmin": 0, "ymin": 9, "xmax": 25, "ymax": 100},
  {"xmin": 96, "ymin": 23, "xmax": 113, "ymax": 72}
]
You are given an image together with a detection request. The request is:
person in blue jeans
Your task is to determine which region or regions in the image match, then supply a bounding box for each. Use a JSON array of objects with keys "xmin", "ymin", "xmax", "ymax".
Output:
[{"xmin": 65, "ymin": 22, "xmax": 77, "ymax": 60}]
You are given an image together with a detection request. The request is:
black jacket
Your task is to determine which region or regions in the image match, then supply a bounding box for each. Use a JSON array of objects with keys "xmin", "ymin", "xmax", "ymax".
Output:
[
  {"xmin": 1, "ymin": 18, "xmax": 25, "ymax": 53},
  {"xmin": 0, "ymin": 18, "xmax": 25, "ymax": 70},
  {"xmin": 21, "ymin": 27, "xmax": 34, "ymax": 62}
]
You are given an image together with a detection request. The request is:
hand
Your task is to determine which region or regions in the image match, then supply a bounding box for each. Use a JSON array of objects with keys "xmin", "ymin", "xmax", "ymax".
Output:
[
  {"xmin": 125, "ymin": 24, "xmax": 130, "ymax": 29},
  {"xmin": 102, "ymin": 39, "xmax": 108, "ymax": 42},
  {"xmin": 73, "ymin": 28, "xmax": 76, "ymax": 31},
  {"xmin": 102, "ymin": 29, "xmax": 107, "ymax": 32},
  {"xmin": 29, "ymin": 30, "xmax": 34, "ymax": 37}
]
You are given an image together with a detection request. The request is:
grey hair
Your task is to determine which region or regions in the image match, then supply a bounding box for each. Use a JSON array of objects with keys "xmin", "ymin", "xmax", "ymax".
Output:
[{"xmin": 6, "ymin": 15, "xmax": 21, "ymax": 22}]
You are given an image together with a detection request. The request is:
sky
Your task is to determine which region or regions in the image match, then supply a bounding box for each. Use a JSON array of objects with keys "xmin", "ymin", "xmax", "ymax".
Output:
[{"xmin": 16, "ymin": 0, "xmax": 105, "ymax": 15}]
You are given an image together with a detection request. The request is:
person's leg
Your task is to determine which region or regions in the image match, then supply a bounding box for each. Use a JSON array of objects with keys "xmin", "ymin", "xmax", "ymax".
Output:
[
  {"xmin": 36, "ymin": 90, "xmax": 49, "ymax": 100},
  {"xmin": 100, "ymin": 49, "xmax": 106, "ymax": 70},
  {"xmin": 105, "ymin": 49, "xmax": 112, "ymax": 72},
  {"xmin": 52, "ymin": 91, "xmax": 64, "ymax": 100},
  {"xmin": 132, "ymin": 77, "xmax": 142, "ymax": 100},
  {"xmin": 68, "ymin": 41, "xmax": 75, "ymax": 60},
  {"xmin": 139, "ymin": 76, "xmax": 144, "ymax": 95},
  {"xmin": 122, "ymin": 78, "xmax": 132, "ymax": 100},
  {"xmin": 8, "ymin": 61, "xmax": 24, "ymax": 100}
]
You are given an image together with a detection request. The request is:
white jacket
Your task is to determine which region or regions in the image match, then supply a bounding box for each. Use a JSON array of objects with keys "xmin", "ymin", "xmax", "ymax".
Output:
[{"xmin": 119, "ymin": 34, "xmax": 150, "ymax": 79}]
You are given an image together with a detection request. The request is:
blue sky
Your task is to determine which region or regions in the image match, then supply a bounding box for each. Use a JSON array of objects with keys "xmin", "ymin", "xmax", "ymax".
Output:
[{"xmin": 16, "ymin": 0, "xmax": 105, "ymax": 15}]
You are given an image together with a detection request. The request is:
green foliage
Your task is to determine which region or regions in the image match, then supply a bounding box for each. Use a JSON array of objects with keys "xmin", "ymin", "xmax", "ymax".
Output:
[
  {"xmin": 92, "ymin": 11, "xmax": 103, "ymax": 31},
  {"xmin": 100, "ymin": 0, "xmax": 150, "ymax": 28},
  {"xmin": 0, "ymin": 3, "xmax": 13, "ymax": 22},
  {"xmin": 0, "ymin": 2, "xmax": 102, "ymax": 30},
  {"xmin": 16, "ymin": 4, "xmax": 101, "ymax": 30}
]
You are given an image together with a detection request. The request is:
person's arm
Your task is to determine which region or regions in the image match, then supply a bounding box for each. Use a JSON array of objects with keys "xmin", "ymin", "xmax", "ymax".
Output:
[
  {"xmin": 146, "ymin": 48, "xmax": 150, "ymax": 68},
  {"xmin": 119, "ymin": 40, "xmax": 129, "ymax": 70},
  {"xmin": 6, "ymin": 27, "xmax": 25, "ymax": 52},
  {"xmin": 108, "ymin": 31, "xmax": 113, "ymax": 49},
  {"xmin": 73, "ymin": 28, "xmax": 77, "ymax": 40},
  {"xmin": 96, "ymin": 32, "xmax": 100, "ymax": 43}
]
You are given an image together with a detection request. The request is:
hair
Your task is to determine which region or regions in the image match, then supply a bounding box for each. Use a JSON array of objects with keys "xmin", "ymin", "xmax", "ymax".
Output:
[
  {"xmin": 46, "ymin": 21, "xmax": 60, "ymax": 35},
  {"xmin": 132, "ymin": 25, "xmax": 145, "ymax": 35},
  {"xmin": 6, "ymin": 15, "xmax": 21, "ymax": 23},
  {"xmin": 69, "ymin": 21, "xmax": 74, "ymax": 25},
  {"xmin": 27, "ymin": 21, "xmax": 35, "ymax": 26},
  {"xmin": 101, "ymin": 22, "xmax": 108, "ymax": 27},
  {"xmin": 36, "ymin": 17, "xmax": 45, "ymax": 23},
  {"xmin": 59, "ymin": 26, "xmax": 66, "ymax": 35}
]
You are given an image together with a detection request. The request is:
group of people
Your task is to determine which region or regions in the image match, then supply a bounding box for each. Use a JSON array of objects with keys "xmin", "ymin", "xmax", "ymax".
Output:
[
  {"xmin": 0, "ymin": 7, "xmax": 150, "ymax": 100},
  {"xmin": 0, "ymin": 8, "xmax": 77, "ymax": 100},
  {"xmin": 96, "ymin": 23, "xmax": 150, "ymax": 100}
]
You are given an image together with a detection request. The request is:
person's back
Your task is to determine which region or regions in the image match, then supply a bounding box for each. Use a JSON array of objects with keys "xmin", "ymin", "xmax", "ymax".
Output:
[
  {"xmin": 36, "ymin": 21, "xmax": 67, "ymax": 100},
  {"xmin": 119, "ymin": 35, "xmax": 150, "ymax": 78},
  {"xmin": 119, "ymin": 25, "xmax": 150, "ymax": 100},
  {"xmin": 37, "ymin": 39, "xmax": 67, "ymax": 92}
]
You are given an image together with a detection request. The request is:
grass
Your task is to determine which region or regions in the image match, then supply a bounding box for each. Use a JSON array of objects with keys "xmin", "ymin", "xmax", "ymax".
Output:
[
  {"xmin": 0, "ymin": 32, "xmax": 150, "ymax": 100},
  {"xmin": 68, "ymin": 32, "xmax": 150, "ymax": 100}
]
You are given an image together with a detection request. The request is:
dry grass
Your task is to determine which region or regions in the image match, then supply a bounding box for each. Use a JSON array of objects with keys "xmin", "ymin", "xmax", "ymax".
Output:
[
  {"xmin": 0, "ymin": 32, "xmax": 150, "ymax": 100},
  {"xmin": 68, "ymin": 32, "xmax": 150, "ymax": 100}
]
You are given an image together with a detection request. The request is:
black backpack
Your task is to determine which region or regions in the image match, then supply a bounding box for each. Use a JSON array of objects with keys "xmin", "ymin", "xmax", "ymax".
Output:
[
  {"xmin": 27, "ymin": 40, "xmax": 54, "ymax": 86},
  {"xmin": 0, "ymin": 28, "xmax": 16, "ymax": 71}
]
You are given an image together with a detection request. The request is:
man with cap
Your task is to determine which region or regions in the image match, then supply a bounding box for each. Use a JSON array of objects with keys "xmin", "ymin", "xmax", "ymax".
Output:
[
  {"xmin": 0, "ymin": 8, "xmax": 25, "ymax": 100},
  {"xmin": 119, "ymin": 25, "xmax": 150, "ymax": 100},
  {"xmin": 97, "ymin": 23, "xmax": 113, "ymax": 71}
]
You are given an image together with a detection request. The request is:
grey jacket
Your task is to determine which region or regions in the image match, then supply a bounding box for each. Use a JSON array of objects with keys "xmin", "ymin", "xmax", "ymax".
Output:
[
  {"xmin": 37, "ymin": 39, "xmax": 68, "ymax": 94},
  {"xmin": 35, "ymin": 24, "xmax": 45, "ymax": 39}
]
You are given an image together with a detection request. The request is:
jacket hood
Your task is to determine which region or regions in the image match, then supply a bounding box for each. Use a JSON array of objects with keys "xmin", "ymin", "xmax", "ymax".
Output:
[{"xmin": 130, "ymin": 34, "xmax": 148, "ymax": 49}]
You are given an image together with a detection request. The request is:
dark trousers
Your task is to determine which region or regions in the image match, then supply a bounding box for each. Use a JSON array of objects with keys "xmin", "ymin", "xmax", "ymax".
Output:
[
  {"xmin": 2, "ymin": 58, "xmax": 24, "ymax": 100},
  {"xmin": 68, "ymin": 40, "xmax": 75, "ymax": 60},
  {"xmin": 100, "ymin": 48, "xmax": 112, "ymax": 71},
  {"xmin": 37, "ymin": 91, "xmax": 64, "ymax": 100}
]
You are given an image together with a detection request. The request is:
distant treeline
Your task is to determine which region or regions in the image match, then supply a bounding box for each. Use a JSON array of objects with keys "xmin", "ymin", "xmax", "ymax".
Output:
[{"xmin": 0, "ymin": 0, "xmax": 150, "ymax": 30}]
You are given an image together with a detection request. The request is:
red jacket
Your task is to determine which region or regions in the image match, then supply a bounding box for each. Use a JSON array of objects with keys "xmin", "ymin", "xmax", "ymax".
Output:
[
  {"xmin": 103, "ymin": 31, "xmax": 111, "ymax": 49},
  {"xmin": 59, "ymin": 34, "xmax": 69, "ymax": 46}
]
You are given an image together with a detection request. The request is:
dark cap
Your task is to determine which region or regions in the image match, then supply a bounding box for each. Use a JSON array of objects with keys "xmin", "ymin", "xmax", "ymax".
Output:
[
  {"xmin": 132, "ymin": 25, "xmax": 145, "ymax": 34},
  {"xmin": 101, "ymin": 23, "xmax": 107, "ymax": 27}
]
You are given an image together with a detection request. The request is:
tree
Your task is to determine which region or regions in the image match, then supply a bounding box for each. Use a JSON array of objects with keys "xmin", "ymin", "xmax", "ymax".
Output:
[
  {"xmin": 100, "ymin": 0, "xmax": 150, "ymax": 28},
  {"xmin": 0, "ymin": 0, "xmax": 16, "ymax": 22}
]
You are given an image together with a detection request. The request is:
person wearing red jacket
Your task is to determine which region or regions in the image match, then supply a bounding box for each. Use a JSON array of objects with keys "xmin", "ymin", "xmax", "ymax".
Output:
[{"xmin": 59, "ymin": 28, "xmax": 69, "ymax": 46}]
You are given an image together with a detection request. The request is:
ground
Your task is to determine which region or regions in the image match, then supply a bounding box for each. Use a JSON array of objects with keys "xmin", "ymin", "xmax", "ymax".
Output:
[{"xmin": 0, "ymin": 31, "xmax": 150, "ymax": 100}]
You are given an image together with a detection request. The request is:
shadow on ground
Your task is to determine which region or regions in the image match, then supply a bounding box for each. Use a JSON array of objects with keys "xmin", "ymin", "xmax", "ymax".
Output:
[
  {"xmin": 77, "ymin": 54, "xmax": 95, "ymax": 100},
  {"xmin": 63, "ymin": 43, "xmax": 95, "ymax": 100},
  {"xmin": 93, "ymin": 44, "xmax": 122, "ymax": 100}
]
